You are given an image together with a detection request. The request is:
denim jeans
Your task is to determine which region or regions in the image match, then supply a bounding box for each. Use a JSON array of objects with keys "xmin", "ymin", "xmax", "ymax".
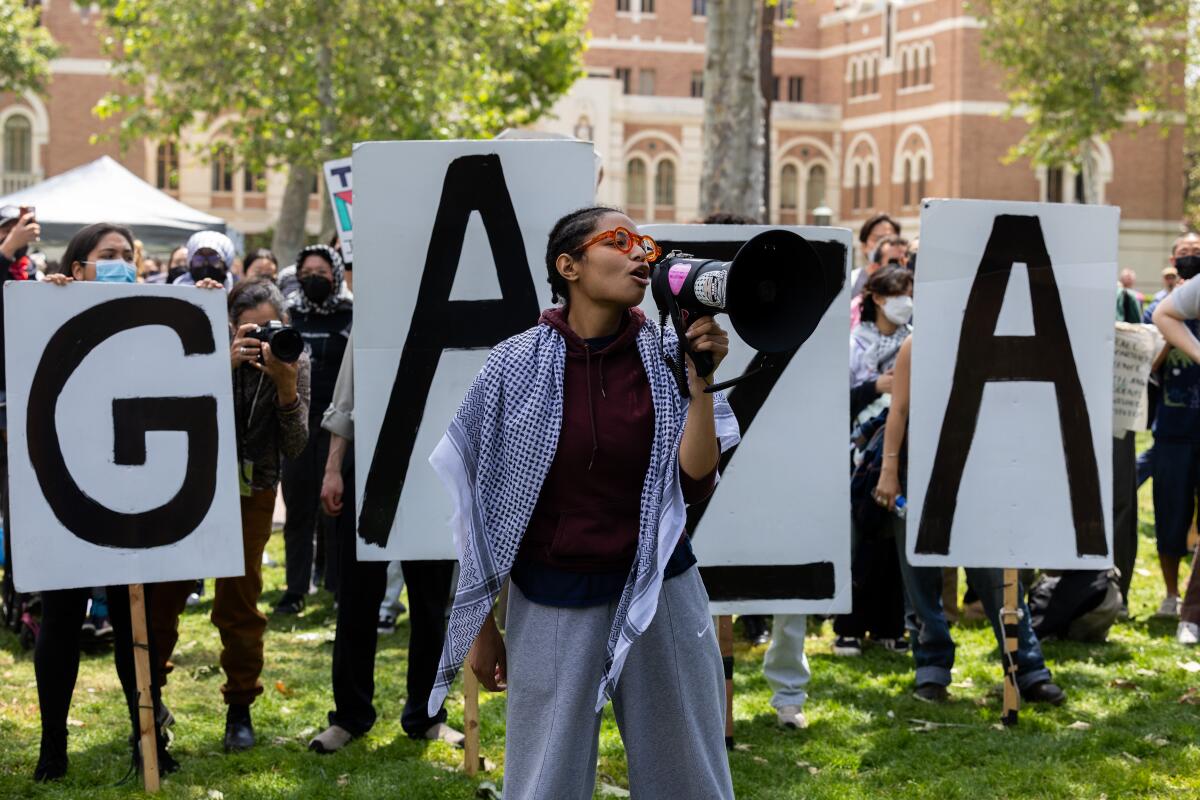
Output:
[
  {"xmin": 763, "ymin": 614, "xmax": 810, "ymax": 710},
  {"xmin": 891, "ymin": 517, "xmax": 1052, "ymax": 691}
]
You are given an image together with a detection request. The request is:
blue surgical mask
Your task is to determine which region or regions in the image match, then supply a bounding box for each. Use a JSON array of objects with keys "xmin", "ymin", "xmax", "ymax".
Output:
[{"xmin": 94, "ymin": 259, "xmax": 137, "ymax": 283}]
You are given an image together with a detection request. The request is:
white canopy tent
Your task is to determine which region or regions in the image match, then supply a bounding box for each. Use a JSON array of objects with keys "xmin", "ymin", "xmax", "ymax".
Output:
[{"xmin": 0, "ymin": 155, "xmax": 231, "ymax": 249}]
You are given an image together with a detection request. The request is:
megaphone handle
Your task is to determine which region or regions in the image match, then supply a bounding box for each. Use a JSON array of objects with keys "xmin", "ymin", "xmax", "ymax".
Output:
[{"xmin": 678, "ymin": 309, "xmax": 715, "ymax": 382}]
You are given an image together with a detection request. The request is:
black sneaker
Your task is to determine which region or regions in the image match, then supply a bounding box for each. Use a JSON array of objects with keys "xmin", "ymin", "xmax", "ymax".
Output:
[
  {"xmin": 832, "ymin": 636, "xmax": 863, "ymax": 656},
  {"xmin": 132, "ymin": 734, "xmax": 181, "ymax": 776},
  {"xmin": 33, "ymin": 732, "xmax": 68, "ymax": 782},
  {"xmin": 914, "ymin": 683, "xmax": 949, "ymax": 703},
  {"xmin": 272, "ymin": 594, "xmax": 305, "ymax": 615},
  {"xmin": 223, "ymin": 704, "xmax": 255, "ymax": 752},
  {"xmin": 377, "ymin": 614, "xmax": 397, "ymax": 635},
  {"xmin": 1022, "ymin": 680, "xmax": 1066, "ymax": 706}
]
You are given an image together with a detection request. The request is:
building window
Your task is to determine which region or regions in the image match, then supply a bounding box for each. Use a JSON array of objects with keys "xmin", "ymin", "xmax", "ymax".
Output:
[
  {"xmin": 3, "ymin": 115, "xmax": 32, "ymax": 174},
  {"xmin": 787, "ymin": 76, "xmax": 804, "ymax": 102},
  {"xmin": 885, "ymin": 2, "xmax": 895, "ymax": 58},
  {"xmin": 853, "ymin": 164, "xmax": 861, "ymax": 210},
  {"xmin": 900, "ymin": 50, "xmax": 910, "ymax": 89},
  {"xmin": 574, "ymin": 115, "xmax": 594, "ymax": 141},
  {"xmin": 615, "ymin": 67, "xmax": 632, "ymax": 94},
  {"xmin": 617, "ymin": 0, "xmax": 630, "ymax": 11},
  {"xmin": 849, "ymin": 60, "xmax": 859, "ymax": 98},
  {"xmin": 805, "ymin": 165, "xmax": 826, "ymax": 213},
  {"xmin": 641, "ymin": 0, "xmax": 654, "ymax": 12},
  {"xmin": 692, "ymin": 0, "xmax": 706, "ymax": 14},
  {"xmin": 780, "ymin": 164, "xmax": 799, "ymax": 210},
  {"xmin": 243, "ymin": 166, "xmax": 266, "ymax": 194},
  {"xmin": 903, "ymin": 159, "xmax": 912, "ymax": 207},
  {"xmin": 626, "ymin": 159, "xmax": 647, "ymax": 208},
  {"xmin": 924, "ymin": 47, "xmax": 933, "ymax": 85},
  {"xmin": 211, "ymin": 144, "xmax": 234, "ymax": 192},
  {"xmin": 776, "ymin": 0, "xmax": 794, "ymax": 21},
  {"xmin": 691, "ymin": 71, "xmax": 704, "ymax": 98},
  {"xmin": 871, "ymin": 57, "xmax": 879, "ymax": 94},
  {"xmin": 155, "ymin": 141, "xmax": 179, "ymax": 191},
  {"xmin": 1074, "ymin": 171, "xmax": 1086, "ymax": 204},
  {"xmin": 638, "ymin": 69, "xmax": 656, "ymax": 96},
  {"xmin": 1046, "ymin": 167, "xmax": 1064, "ymax": 203},
  {"xmin": 771, "ymin": 75, "xmax": 781, "ymax": 101},
  {"xmin": 917, "ymin": 156, "xmax": 927, "ymax": 204},
  {"xmin": 654, "ymin": 160, "xmax": 675, "ymax": 207},
  {"xmin": 866, "ymin": 163, "xmax": 875, "ymax": 208}
]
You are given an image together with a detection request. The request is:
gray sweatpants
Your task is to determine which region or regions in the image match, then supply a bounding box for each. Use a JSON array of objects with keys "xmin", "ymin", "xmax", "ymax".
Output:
[{"xmin": 504, "ymin": 566, "xmax": 735, "ymax": 800}]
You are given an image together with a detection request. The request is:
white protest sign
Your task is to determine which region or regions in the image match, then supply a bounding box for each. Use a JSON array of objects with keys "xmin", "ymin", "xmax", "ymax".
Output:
[
  {"xmin": 5, "ymin": 282, "xmax": 243, "ymax": 592},
  {"xmin": 640, "ymin": 224, "xmax": 851, "ymax": 614},
  {"xmin": 1113, "ymin": 322, "xmax": 1157, "ymax": 434},
  {"xmin": 906, "ymin": 199, "xmax": 1115, "ymax": 569},
  {"xmin": 351, "ymin": 139, "xmax": 594, "ymax": 561},
  {"xmin": 323, "ymin": 157, "xmax": 353, "ymax": 262}
]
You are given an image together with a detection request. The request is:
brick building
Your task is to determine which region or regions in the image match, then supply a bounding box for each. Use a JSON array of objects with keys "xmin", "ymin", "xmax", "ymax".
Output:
[
  {"xmin": 530, "ymin": 0, "xmax": 1186, "ymax": 278},
  {"xmin": 0, "ymin": 1, "xmax": 1185, "ymax": 278},
  {"xmin": 0, "ymin": 1, "xmax": 320, "ymax": 251}
]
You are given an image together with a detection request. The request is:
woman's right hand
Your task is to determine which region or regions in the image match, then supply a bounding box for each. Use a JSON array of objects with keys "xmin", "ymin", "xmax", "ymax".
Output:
[
  {"xmin": 43, "ymin": 273, "xmax": 72, "ymax": 286},
  {"xmin": 875, "ymin": 370, "xmax": 894, "ymax": 394},
  {"xmin": 875, "ymin": 468, "xmax": 901, "ymax": 512},
  {"xmin": 230, "ymin": 322, "xmax": 262, "ymax": 369},
  {"xmin": 469, "ymin": 613, "xmax": 507, "ymax": 692}
]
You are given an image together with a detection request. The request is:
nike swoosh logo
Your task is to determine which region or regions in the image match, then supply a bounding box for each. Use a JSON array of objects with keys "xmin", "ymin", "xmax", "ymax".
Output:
[{"xmin": 697, "ymin": 624, "xmax": 711, "ymax": 638}]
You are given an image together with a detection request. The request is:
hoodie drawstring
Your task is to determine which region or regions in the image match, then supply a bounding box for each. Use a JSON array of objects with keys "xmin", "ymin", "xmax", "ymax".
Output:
[{"xmin": 585, "ymin": 346, "xmax": 599, "ymax": 470}]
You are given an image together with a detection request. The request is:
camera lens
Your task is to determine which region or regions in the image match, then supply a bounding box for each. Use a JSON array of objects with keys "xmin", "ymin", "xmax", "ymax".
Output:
[{"xmin": 268, "ymin": 327, "xmax": 304, "ymax": 363}]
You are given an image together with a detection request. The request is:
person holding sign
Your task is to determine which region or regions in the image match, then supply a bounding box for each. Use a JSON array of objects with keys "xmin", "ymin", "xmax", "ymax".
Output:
[
  {"xmin": 874, "ymin": 337, "xmax": 1066, "ymax": 705},
  {"xmin": 151, "ymin": 279, "xmax": 311, "ymax": 752},
  {"xmin": 431, "ymin": 207, "xmax": 739, "ymax": 799},
  {"xmin": 31, "ymin": 223, "xmax": 176, "ymax": 781}
]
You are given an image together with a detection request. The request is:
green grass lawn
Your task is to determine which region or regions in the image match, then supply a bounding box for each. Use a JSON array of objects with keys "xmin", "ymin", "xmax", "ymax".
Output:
[{"xmin": 4, "ymin": 450, "xmax": 1200, "ymax": 798}]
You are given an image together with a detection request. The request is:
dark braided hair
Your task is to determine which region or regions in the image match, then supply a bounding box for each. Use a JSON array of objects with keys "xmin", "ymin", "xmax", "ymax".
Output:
[{"xmin": 544, "ymin": 205, "xmax": 622, "ymax": 304}]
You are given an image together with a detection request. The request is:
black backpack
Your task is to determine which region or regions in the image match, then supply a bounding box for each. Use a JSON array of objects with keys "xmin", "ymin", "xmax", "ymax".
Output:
[{"xmin": 1028, "ymin": 569, "xmax": 1122, "ymax": 642}]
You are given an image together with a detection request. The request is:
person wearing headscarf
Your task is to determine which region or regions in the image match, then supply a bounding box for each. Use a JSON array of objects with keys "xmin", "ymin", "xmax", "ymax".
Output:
[
  {"xmin": 172, "ymin": 230, "xmax": 236, "ymax": 291},
  {"xmin": 274, "ymin": 244, "xmax": 353, "ymax": 613}
]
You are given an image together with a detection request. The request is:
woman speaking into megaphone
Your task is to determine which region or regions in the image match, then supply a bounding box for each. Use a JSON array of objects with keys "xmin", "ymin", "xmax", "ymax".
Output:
[{"xmin": 427, "ymin": 207, "xmax": 740, "ymax": 800}]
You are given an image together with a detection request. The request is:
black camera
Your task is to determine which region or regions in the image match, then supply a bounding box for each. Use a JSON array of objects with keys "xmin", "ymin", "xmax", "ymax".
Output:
[{"xmin": 246, "ymin": 320, "xmax": 304, "ymax": 363}]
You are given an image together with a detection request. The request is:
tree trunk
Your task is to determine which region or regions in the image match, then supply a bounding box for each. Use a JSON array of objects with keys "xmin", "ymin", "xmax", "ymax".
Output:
[
  {"xmin": 317, "ymin": 41, "xmax": 337, "ymax": 241},
  {"xmin": 759, "ymin": 0, "xmax": 774, "ymax": 221},
  {"xmin": 1079, "ymin": 140, "xmax": 1100, "ymax": 205},
  {"xmin": 272, "ymin": 163, "xmax": 314, "ymax": 265},
  {"xmin": 700, "ymin": 0, "xmax": 765, "ymax": 221}
]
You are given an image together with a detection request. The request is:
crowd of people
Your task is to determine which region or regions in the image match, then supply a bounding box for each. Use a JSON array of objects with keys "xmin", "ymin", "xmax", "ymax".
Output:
[{"xmin": 0, "ymin": 199, "xmax": 1197, "ymax": 798}]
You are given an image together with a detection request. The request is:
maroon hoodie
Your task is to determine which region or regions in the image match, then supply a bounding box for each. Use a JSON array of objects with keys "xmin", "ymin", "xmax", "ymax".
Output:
[{"xmin": 515, "ymin": 306, "xmax": 715, "ymax": 575}]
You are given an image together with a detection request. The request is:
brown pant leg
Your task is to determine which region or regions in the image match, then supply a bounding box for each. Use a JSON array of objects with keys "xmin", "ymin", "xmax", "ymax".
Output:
[
  {"xmin": 147, "ymin": 579, "xmax": 196, "ymax": 688},
  {"xmin": 212, "ymin": 488, "xmax": 276, "ymax": 705}
]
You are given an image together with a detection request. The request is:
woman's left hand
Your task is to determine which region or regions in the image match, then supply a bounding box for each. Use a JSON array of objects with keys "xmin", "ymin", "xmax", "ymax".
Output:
[
  {"xmin": 684, "ymin": 316, "xmax": 729, "ymax": 392},
  {"xmin": 252, "ymin": 341, "xmax": 299, "ymax": 404}
]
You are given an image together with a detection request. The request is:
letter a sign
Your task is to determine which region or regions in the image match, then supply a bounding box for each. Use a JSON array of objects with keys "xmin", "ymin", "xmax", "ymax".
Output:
[{"xmin": 906, "ymin": 199, "xmax": 1115, "ymax": 569}]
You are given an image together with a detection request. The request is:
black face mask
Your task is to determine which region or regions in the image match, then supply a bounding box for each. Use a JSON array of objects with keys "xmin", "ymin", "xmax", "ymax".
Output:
[
  {"xmin": 301, "ymin": 275, "xmax": 333, "ymax": 304},
  {"xmin": 167, "ymin": 265, "xmax": 189, "ymax": 283},
  {"xmin": 189, "ymin": 264, "xmax": 226, "ymax": 284},
  {"xmin": 1176, "ymin": 255, "xmax": 1200, "ymax": 280},
  {"xmin": 907, "ymin": 251, "xmax": 917, "ymax": 272}
]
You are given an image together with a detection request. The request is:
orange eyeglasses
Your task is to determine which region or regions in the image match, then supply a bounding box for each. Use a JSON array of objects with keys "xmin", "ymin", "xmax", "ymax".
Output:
[{"xmin": 578, "ymin": 227, "xmax": 662, "ymax": 263}]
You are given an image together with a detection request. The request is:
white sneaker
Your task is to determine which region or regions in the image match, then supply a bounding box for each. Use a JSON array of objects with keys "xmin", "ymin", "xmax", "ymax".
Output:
[
  {"xmin": 1178, "ymin": 621, "xmax": 1200, "ymax": 645},
  {"xmin": 423, "ymin": 722, "xmax": 465, "ymax": 748},
  {"xmin": 1157, "ymin": 596, "xmax": 1182, "ymax": 618},
  {"xmin": 776, "ymin": 705, "xmax": 808, "ymax": 729}
]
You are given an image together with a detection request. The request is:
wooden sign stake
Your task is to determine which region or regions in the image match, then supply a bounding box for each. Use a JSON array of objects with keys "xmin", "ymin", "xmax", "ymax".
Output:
[
  {"xmin": 128, "ymin": 584, "xmax": 160, "ymax": 792},
  {"xmin": 1000, "ymin": 569, "xmax": 1021, "ymax": 727},
  {"xmin": 463, "ymin": 663, "xmax": 481, "ymax": 775},
  {"xmin": 718, "ymin": 615, "xmax": 734, "ymax": 748}
]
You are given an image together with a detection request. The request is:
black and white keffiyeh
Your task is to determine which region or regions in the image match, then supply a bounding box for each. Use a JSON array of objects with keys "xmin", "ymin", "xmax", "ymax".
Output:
[{"xmin": 427, "ymin": 314, "xmax": 740, "ymax": 715}]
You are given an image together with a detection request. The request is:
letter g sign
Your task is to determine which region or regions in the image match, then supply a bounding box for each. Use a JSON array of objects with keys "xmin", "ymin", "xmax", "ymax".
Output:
[{"xmin": 26, "ymin": 296, "xmax": 220, "ymax": 549}]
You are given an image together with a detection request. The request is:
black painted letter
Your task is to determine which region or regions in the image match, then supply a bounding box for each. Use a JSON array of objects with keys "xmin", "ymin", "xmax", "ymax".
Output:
[
  {"xmin": 914, "ymin": 214, "xmax": 1106, "ymax": 557},
  {"xmin": 358, "ymin": 154, "xmax": 541, "ymax": 546}
]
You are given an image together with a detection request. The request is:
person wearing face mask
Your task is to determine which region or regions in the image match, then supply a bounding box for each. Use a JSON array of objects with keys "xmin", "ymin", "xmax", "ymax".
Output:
[
  {"xmin": 850, "ymin": 234, "xmax": 909, "ymax": 329},
  {"xmin": 30, "ymin": 223, "xmax": 177, "ymax": 782},
  {"xmin": 835, "ymin": 266, "xmax": 913, "ymax": 658},
  {"xmin": 274, "ymin": 244, "xmax": 352, "ymax": 614},
  {"xmin": 172, "ymin": 230, "xmax": 236, "ymax": 291},
  {"xmin": 159, "ymin": 244, "xmax": 189, "ymax": 285}
]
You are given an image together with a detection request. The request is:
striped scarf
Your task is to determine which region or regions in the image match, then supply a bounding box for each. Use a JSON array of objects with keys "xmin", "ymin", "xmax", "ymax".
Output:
[{"xmin": 427, "ymin": 313, "xmax": 740, "ymax": 714}]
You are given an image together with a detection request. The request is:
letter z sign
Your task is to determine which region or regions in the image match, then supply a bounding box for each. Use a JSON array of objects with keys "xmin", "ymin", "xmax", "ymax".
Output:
[{"xmin": 5, "ymin": 283, "xmax": 244, "ymax": 592}]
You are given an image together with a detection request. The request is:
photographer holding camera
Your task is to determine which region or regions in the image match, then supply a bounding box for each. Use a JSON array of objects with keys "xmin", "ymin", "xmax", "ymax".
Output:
[{"xmin": 150, "ymin": 278, "xmax": 310, "ymax": 753}]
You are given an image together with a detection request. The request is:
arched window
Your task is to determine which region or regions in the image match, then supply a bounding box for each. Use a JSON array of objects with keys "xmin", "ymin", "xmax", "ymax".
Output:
[
  {"xmin": 866, "ymin": 162, "xmax": 875, "ymax": 208},
  {"xmin": 924, "ymin": 45, "xmax": 933, "ymax": 85},
  {"xmin": 243, "ymin": 166, "xmax": 266, "ymax": 194},
  {"xmin": 900, "ymin": 49, "xmax": 909, "ymax": 89},
  {"xmin": 626, "ymin": 158, "xmax": 647, "ymax": 209},
  {"xmin": 654, "ymin": 160, "xmax": 676, "ymax": 207},
  {"xmin": 849, "ymin": 60, "xmax": 859, "ymax": 97},
  {"xmin": 4, "ymin": 115, "xmax": 32, "ymax": 173},
  {"xmin": 917, "ymin": 156, "xmax": 927, "ymax": 204},
  {"xmin": 871, "ymin": 56, "xmax": 879, "ymax": 94},
  {"xmin": 805, "ymin": 164, "xmax": 826, "ymax": 214},
  {"xmin": 211, "ymin": 143, "xmax": 234, "ymax": 192},
  {"xmin": 780, "ymin": 163, "xmax": 799, "ymax": 209},
  {"xmin": 903, "ymin": 158, "xmax": 912, "ymax": 207},
  {"xmin": 852, "ymin": 163, "xmax": 861, "ymax": 210},
  {"xmin": 155, "ymin": 141, "xmax": 178, "ymax": 191}
]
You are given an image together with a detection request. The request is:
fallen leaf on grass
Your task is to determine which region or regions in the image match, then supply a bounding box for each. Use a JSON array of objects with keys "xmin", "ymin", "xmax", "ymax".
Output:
[
  {"xmin": 207, "ymin": 791, "xmax": 224, "ymax": 800},
  {"xmin": 1143, "ymin": 734, "xmax": 1169, "ymax": 747},
  {"xmin": 752, "ymin": 756, "xmax": 768, "ymax": 765},
  {"xmin": 598, "ymin": 783, "xmax": 631, "ymax": 797},
  {"xmin": 733, "ymin": 743, "xmax": 752, "ymax": 752},
  {"xmin": 337, "ymin": 773, "xmax": 349, "ymax": 787},
  {"xmin": 886, "ymin": 710, "xmax": 895, "ymax": 719},
  {"xmin": 1067, "ymin": 721, "xmax": 1092, "ymax": 731},
  {"xmin": 1135, "ymin": 568, "xmax": 1152, "ymax": 577},
  {"xmin": 1109, "ymin": 679, "xmax": 1139, "ymax": 690},
  {"xmin": 271, "ymin": 736, "xmax": 291, "ymax": 746},
  {"xmin": 292, "ymin": 632, "xmax": 325, "ymax": 642},
  {"xmin": 908, "ymin": 719, "xmax": 971, "ymax": 732},
  {"xmin": 1136, "ymin": 668, "xmax": 1157, "ymax": 677},
  {"xmin": 951, "ymin": 678, "xmax": 975, "ymax": 689},
  {"xmin": 67, "ymin": 718, "xmax": 84, "ymax": 727},
  {"xmin": 796, "ymin": 761, "xmax": 820, "ymax": 775},
  {"xmin": 1178, "ymin": 661, "xmax": 1200, "ymax": 673},
  {"xmin": 1179, "ymin": 688, "xmax": 1200, "ymax": 705},
  {"xmin": 1121, "ymin": 752, "xmax": 1142, "ymax": 763},
  {"xmin": 298, "ymin": 727, "xmax": 317, "ymax": 739},
  {"xmin": 275, "ymin": 680, "xmax": 291, "ymax": 696}
]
